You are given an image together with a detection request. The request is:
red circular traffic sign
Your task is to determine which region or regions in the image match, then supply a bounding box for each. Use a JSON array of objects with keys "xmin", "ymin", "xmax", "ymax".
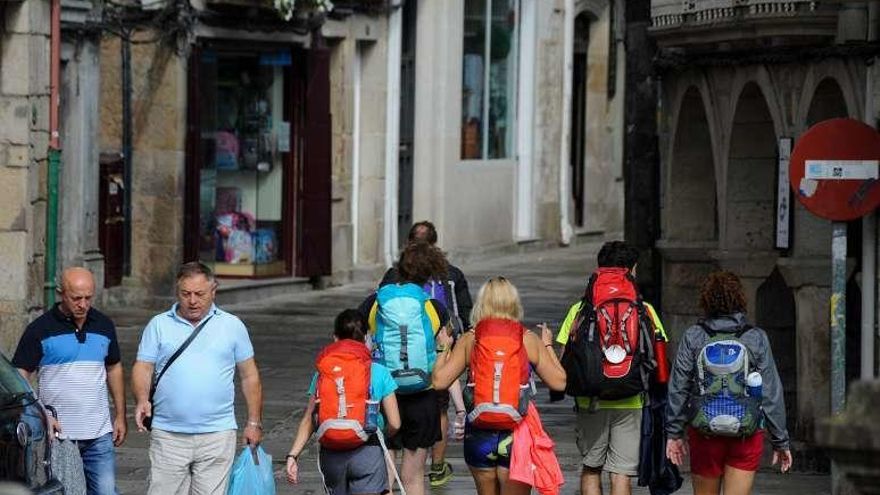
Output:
[{"xmin": 790, "ymin": 118, "xmax": 880, "ymax": 221}]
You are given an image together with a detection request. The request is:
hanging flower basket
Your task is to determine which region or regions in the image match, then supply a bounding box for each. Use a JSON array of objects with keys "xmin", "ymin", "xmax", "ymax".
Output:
[{"xmin": 273, "ymin": 0, "xmax": 334, "ymax": 20}]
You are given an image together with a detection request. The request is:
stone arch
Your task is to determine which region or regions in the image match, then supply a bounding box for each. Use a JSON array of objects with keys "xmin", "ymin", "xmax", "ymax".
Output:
[
  {"xmin": 666, "ymin": 86, "xmax": 717, "ymax": 242},
  {"xmin": 806, "ymin": 77, "xmax": 852, "ymax": 126},
  {"xmin": 575, "ymin": 0, "xmax": 608, "ymax": 18},
  {"xmin": 796, "ymin": 61, "xmax": 862, "ymax": 130},
  {"xmin": 724, "ymin": 66, "xmax": 787, "ymax": 144},
  {"xmin": 725, "ymin": 82, "xmax": 777, "ymax": 251},
  {"xmin": 665, "ymin": 71, "xmax": 723, "ymax": 202},
  {"xmin": 756, "ymin": 267, "xmax": 798, "ymax": 437}
]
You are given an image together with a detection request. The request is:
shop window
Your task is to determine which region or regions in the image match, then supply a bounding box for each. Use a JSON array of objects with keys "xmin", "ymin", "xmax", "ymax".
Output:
[
  {"xmin": 461, "ymin": 0, "xmax": 519, "ymax": 160},
  {"xmin": 197, "ymin": 49, "xmax": 291, "ymax": 277}
]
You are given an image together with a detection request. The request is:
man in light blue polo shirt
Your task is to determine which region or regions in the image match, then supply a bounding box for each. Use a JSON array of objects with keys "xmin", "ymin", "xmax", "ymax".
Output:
[{"xmin": 131, "ymin": 262, "xmax": 263, "ymax": 495}]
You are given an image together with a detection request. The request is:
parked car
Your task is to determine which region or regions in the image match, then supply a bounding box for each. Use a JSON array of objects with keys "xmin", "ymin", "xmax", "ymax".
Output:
[{"xmin": 0, "ymin": 352, "xmax": 63, "ymax": 494}]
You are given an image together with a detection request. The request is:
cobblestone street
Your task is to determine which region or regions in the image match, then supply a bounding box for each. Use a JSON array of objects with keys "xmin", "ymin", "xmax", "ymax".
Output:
[{"xmin": 109, "ymin": 242, "xmax": 831, "ymax": 494}]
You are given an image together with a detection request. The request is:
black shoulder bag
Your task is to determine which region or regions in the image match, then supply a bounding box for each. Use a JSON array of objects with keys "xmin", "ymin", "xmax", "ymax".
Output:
[{"xmin": 143, "ymin": 315, "xmax": 214, "ymax": 431}]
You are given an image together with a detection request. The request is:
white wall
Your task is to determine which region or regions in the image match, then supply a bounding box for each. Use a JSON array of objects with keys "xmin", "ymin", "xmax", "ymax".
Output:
[{"xmin": 413, "ymin": 0, "xmax": 517, "ymax": 251}]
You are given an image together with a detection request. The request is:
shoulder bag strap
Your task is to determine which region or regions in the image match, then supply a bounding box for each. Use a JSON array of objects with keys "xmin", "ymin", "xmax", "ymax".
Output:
[{"xmin": 149, "ymin": 314, "xmax": 215, "ymax": 401}]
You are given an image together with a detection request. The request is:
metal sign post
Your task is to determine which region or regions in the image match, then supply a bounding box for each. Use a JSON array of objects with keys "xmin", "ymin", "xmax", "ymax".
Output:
[{"xmin": 830, "ymin": 222, "xmax": 847, "ymax": 417}]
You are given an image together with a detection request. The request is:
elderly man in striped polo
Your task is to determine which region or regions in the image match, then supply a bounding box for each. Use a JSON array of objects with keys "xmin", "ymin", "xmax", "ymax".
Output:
[{"xmin": 13, "ymin": 267, "xmax": 127, "ymax": 495}]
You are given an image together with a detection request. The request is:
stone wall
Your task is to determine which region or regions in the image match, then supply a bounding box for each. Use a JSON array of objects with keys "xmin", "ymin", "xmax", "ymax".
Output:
[
  {"xmin": 326, "ymin": 15, "xmax": 389, "ymax": 284},
  {"xmin": 99, "ymin": 34, "xmax": 186, "ymax": 307},
  {"xmin": 0, "ymin": 0, "xmax": 51, "ymax": 354}
]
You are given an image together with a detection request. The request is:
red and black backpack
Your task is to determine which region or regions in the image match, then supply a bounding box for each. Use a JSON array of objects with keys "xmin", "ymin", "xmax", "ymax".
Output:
[{"xmin": 561, "ymin": 267, "xmax": 656, "ymax": 401}]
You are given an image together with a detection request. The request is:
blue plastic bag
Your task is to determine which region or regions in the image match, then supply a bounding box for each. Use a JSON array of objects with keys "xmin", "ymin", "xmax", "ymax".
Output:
[{"xmin": 227, "ymin": 445, "xmax": 276, "ymax": 495}]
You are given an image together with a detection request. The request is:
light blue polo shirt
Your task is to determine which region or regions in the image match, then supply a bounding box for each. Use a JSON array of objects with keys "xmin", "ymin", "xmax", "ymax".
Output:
[{"xmin": 136, "ymin": 304, "xmax": 254, "ymax": 433}]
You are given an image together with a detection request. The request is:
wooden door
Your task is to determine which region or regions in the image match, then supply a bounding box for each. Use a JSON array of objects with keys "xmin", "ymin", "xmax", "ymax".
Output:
[
  {"xmin": 296, "ymin": 42, "xmax": 332, "ymax": 277},
  {"xmin": 99, "ymin": 155, "xmax": 125, "ymax": 288}
]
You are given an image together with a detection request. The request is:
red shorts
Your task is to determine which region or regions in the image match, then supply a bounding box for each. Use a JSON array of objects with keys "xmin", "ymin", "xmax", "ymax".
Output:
[{"xmin": 688, "ymin": 428, "xmax": 764, "ymax": 478}]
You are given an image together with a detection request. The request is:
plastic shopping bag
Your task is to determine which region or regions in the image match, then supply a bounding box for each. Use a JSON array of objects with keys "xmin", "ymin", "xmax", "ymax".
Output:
[{"xmin": 227, "ymin": 445, "xmax": 276, "ymax": 495}]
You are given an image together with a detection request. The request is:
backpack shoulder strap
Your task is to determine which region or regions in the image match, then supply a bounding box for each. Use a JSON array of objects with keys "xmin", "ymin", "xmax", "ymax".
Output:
[
  {"xmin": 697, "ymin": 321, "xmax": 716, "ymax": 338},
  {"xmin": 734, "ymin": 323, "xmax": 754, "ymax": 338},
  {"xmin": 571, "ymin": 274, "xmax": 598, "ymax": 341}
]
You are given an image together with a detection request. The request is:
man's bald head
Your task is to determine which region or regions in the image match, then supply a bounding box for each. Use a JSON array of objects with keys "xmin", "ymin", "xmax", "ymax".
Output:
[
  {"xmin": 58, "ymin": 267, "xmax": 95, "ymax": 325},
  {"xmin": 60, "ymin": 267, "xmax": 95, "ymax": 293}
]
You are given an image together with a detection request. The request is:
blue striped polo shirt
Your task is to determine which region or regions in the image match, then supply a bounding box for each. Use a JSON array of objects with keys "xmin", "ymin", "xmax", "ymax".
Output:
[{"xmin": 12, "ymin": 305, "xmax": 121, "ymax": 440}]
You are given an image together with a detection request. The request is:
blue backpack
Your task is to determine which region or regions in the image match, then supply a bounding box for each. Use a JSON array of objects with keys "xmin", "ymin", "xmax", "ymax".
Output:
[
  {"xmin": 690, "ymin": 323, "xmax": 761, "ymax": 437},
  {"xmin": 374, "ymin": 283, "xmax": 436, "ymax": 393},
  {"xmin": 423, "ymin": 278, "xmax": 464, "ymax": 336}
]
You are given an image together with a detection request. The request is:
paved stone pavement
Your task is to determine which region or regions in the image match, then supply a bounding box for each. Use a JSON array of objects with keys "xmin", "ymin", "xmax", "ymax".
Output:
[{"xmin": 109, "ymin": 241, "xmax": 831, "ymax": 494}]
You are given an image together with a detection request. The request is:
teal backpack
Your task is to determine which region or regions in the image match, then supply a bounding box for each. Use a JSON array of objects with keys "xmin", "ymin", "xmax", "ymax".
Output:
[
  {"xmin": 690, "ymin": 323, "xmax": 762, "ymax": 437},
  {"xmin": 373, "ymin": 283, "xmax": 436, "ymax": 393}
]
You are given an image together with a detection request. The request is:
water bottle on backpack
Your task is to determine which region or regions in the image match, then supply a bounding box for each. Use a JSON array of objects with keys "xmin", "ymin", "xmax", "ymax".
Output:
[{"xmin": 746, "ymin": 371, "xmax": 762, "ymax": 399}]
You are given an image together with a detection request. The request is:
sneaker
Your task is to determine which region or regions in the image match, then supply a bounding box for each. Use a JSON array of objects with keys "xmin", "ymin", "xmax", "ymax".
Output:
[{"xmin": 428, "ymin": 461, "xmax": 453, "ymax": 487}]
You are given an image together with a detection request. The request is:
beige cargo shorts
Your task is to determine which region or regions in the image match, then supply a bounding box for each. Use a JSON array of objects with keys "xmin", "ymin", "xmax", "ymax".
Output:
[{"xmin": 575, "ymin": 408, "xmax": 642, "ymax": 476}]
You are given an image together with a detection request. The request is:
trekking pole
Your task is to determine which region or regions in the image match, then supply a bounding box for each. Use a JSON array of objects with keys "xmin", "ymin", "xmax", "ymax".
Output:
[{"xmin": 377, "ymin": 431, "xmax": 407, "ymax": 495}]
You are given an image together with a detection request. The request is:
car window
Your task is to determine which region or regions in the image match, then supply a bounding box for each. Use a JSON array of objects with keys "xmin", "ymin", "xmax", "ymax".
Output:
[{"xmin": 0, "ymin": 353, "xmax": 31, "ymax": 396}]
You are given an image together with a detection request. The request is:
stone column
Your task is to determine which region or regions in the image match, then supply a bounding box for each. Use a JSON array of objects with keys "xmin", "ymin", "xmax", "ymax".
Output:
[{"xmin": 59, "ymin": 35, "xmax": 104, "ymax": 289}]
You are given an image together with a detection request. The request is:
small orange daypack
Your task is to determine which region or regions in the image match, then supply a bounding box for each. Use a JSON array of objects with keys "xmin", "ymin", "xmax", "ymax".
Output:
[
  {"xmin": 314, "ymin": 340, "xmax": 375, "ymax": 450},
  {"xmin": 466, "ymin": 318, "xmax": 532, "ymax": 430}
]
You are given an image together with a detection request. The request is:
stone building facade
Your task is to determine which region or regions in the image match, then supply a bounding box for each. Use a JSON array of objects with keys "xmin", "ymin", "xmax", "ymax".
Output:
[
  {"xmin": 0, "ymin": 0, "xmax": 51, "ymax": 352},
  {"xmin": 403, "ymin": 0, "xmax": 626, "ymax": 259},
  {"xmin": 0, "ymin": 0, "xmax": 631, "ymax": 349},
  {"xmin": 89, "ymin": 0, "xmax": 631, "ymax": 306},
  {"xmin": 651, "ymin": 0, "xmax": 880, "ymax": 465}
]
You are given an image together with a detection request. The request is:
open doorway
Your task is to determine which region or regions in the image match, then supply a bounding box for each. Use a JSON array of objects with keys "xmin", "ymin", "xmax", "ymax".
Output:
[{"xmin": 397, "ymin": 0, "xmax": 417, "ymax": 248}]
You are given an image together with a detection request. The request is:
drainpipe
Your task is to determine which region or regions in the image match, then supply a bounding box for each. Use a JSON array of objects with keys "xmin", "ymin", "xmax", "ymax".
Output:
[
  {"xmin": 352, "ymin": 43, "xmax": 361, "ymax": 266},
  {"xmin": 384, "ymin": 0, "xmax": 403, "ymax": 266},
  {"xmin": 121, "ymin": 33, "xmax": 133, "ymax": 277},
  {"xmin": 559, "ymin": 0, "xmax": 575, "ymax": 245},
  {"xmin": 44, "ymin": 0, "xmax": 62, "ymax": 307}
]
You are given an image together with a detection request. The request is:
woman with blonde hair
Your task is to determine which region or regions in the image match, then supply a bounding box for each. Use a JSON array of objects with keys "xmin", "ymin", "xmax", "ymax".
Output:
[{"xmin": 432, "ymin": 277, "xmax": 566, "ymax": 495}]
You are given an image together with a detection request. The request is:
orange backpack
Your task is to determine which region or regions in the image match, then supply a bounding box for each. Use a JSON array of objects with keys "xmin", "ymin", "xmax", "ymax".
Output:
[
  {"xmin": 465, "ymin": 318, "xmax": 532, "ymax": 430},
  {"xmin": 314, "ymin": 340, "xmax": 375, "ymax": 450}
]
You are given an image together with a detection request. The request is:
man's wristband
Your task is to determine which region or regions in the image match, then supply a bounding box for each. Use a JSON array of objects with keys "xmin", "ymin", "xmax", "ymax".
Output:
[
  {"xmin": 247, "ymin": 420, "xmax": 263, "ymax": 429},
  {"xmin": 286, "ymin": 453, "xmax": 298, "ymax": 461}
]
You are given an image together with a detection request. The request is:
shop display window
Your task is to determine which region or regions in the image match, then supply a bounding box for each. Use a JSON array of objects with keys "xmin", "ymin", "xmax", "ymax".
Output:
[
  {"xmin": 461, "ymin": 0, "xmax": 519, "ymax": 160},
  {"xmin": 197, "ymin": 49, "xmax": 291, "ymax": 277}
]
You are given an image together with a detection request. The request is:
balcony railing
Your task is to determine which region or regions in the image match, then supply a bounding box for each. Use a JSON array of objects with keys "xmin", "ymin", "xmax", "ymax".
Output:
[{"xmin": 651, "ymin": 0, "xmax": 839, "ymax": 47}]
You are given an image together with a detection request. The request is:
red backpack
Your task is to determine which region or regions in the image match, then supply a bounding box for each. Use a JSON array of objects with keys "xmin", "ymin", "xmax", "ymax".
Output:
[
  {"xmin": 314, "ymin": 340, "xmax": 374, "ymax": 450},
  {"xmin": 561, "ymin": 267, "xmax": 655, "ymax": 400},
  {"xmin": 465, "ymin": 318, "xmax": 532, "ymax": 430}
]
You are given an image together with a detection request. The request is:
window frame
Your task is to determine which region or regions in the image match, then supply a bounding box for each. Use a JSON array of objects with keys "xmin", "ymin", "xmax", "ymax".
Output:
[{"xmin": 461, "ymin": 0, "xmax": 521, "ymax": 161}]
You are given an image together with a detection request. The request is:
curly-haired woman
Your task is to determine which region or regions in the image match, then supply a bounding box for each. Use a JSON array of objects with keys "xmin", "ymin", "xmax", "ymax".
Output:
[{"xmin": 665, "ymin": 271, "xmax": 792, "ymax": 495}]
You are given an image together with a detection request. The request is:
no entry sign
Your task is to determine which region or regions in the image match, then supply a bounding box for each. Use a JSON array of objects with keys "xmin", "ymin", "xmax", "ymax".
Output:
[{"xmin": 789, "ymin": 118, "xmax": 880, "ymax": 221}]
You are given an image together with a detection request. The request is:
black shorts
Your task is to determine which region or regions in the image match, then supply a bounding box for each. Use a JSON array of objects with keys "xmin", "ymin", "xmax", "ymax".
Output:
[
  {"xmin": 437, "ymin": 389, "xmax": 450, "ymax": 412},
  {"xmin": 388, "ymin": 389, "xmax": 442, "ymax": 451}
]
